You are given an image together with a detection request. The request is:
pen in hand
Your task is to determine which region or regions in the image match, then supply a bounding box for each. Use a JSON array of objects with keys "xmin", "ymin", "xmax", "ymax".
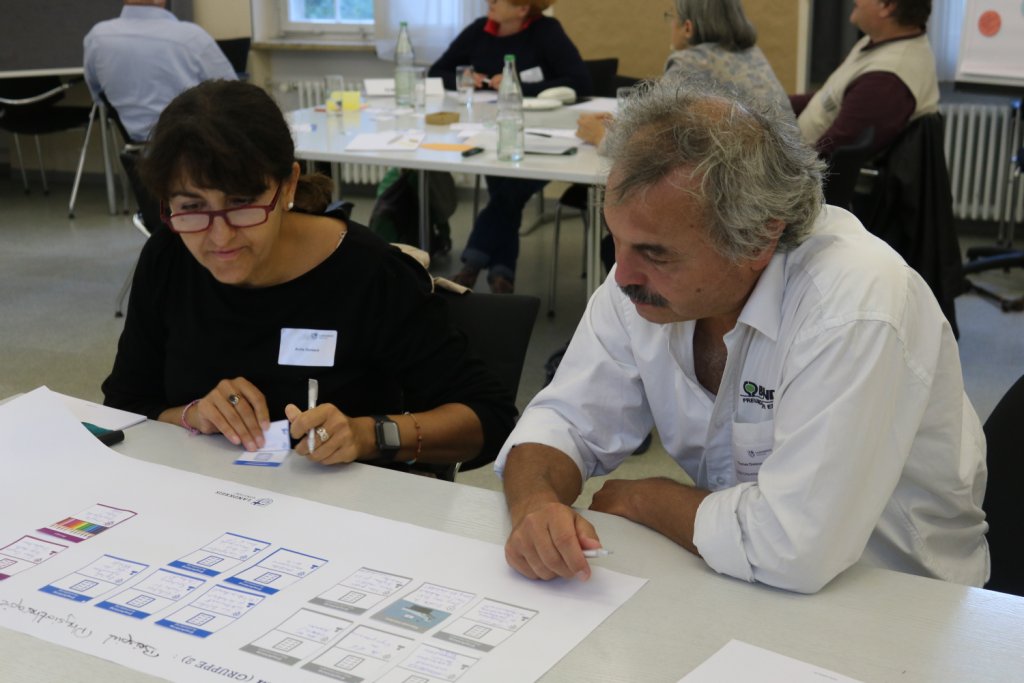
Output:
[
  {"xmin": 307, "ymin": 378, "xmax": 318, "ymax": 452},
  {"xmin": 583, "ymin": 549, "xmax": 613, "ymax": 558}
]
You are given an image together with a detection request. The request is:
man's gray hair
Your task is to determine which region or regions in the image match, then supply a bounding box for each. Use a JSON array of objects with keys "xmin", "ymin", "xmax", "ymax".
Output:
[{"xmin": 604, "ymin": 75, "xmax": 824, "ymax": 261}]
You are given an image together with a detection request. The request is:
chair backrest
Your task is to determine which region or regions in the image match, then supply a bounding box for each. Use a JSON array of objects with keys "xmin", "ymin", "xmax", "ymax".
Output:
[
  {"xmin": 823, "ymin": 126, "xmax": 874, "ymax": 210},
  {"xmin": 119, "ymin": 148, "xmax": 163, "ymax": 234},
  {"xmin": 216, "ymin": 37, "xmax": 252, "ymax": 78},
  {"xmin": 584, "ymin": 58, "xmax": 619, "ymax": 98},
  {"xmin": 0, "ymin": 76, "xmax": 67, "ymax": 127},
  {"xmin": 99, "ymin": 92, "xmax": 137, "ymax": 144},
  {"xmin": 439, "ymin": 290, "xmax": 540, "ymax": 474},
  {"xmin": 983, "ymin": 373, "xmax": 1024, "ymax": 596}
]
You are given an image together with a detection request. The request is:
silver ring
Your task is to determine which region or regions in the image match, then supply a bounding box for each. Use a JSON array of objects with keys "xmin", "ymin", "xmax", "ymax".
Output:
[
  {"xmin": 227, "ymin": 393, "xmax": 240, "ymax": 406},
  {"xmin": 316, "ymin": 426, "xmax": 330, "ymax": 443}
]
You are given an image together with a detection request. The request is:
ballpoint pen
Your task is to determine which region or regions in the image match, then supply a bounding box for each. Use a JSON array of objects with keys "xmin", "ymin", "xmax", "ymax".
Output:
[
  {"xmin": 527, "ymin": 131, "xmax": 553, "ymax": 137},
  {"xmin": 583, "ymin": 549, "xmax": 613, "ymax": 558},
  {"xmin": 307, "ymin": 378, "xmax": 318, "ymax": 452}
]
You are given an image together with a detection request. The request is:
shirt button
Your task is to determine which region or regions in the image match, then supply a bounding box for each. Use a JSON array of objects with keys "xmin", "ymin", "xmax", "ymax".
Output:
[{"xmin": 716, "ymin": 477, "xmax": 725, "ymax": 485}]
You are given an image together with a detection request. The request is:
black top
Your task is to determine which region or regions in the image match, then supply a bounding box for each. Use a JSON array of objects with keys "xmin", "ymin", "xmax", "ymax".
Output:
[
  {"xmin": 429, "ymin": 17, "xmax": 591, "ymax": 97},
  {"xmin": 102, "ymin": 216, "xmax": 517, "ymax": 459}
]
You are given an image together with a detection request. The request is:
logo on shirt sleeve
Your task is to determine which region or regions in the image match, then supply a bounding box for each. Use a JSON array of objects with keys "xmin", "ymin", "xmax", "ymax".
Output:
[{"xmin": 741, "ymin": 380, "xmax": 775, "ymax": 410}]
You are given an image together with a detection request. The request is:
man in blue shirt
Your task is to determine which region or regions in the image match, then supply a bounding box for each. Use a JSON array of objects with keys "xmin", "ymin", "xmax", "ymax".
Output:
[{"xmin": 83, "ymin": 0, "xmax": 237, "ymax": 142}]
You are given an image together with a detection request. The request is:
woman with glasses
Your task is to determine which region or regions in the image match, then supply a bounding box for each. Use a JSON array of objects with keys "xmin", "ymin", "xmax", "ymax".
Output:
[
  {"xmin": 102, "ymin": 79, "xmax": 516, "ymax": 472},
  {"xmin": 576, "ymin": 0, "xmax": 791, "ymax": 147}
]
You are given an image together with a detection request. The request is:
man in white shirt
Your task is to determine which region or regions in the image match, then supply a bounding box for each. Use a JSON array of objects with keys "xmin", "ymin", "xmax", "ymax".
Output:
[
  {"xmin": 496, "ymin": 76, "xmax": 989, "ymax": 594},
  {"xmin": 83, "ymin": 0, "xmax": 237, "ymax": 142}
]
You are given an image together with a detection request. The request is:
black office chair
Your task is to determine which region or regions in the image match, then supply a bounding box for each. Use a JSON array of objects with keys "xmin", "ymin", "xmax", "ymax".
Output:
[
  {"xmin": 216, "ymin": 37, "xmax": 252, "ymax": 80},
  {"xmin": 982, "ymin": 373, "xmax": 1024, "ymax": 596},
  {"xmin": 823, "ymin": 126, "xmax": 874, "ymax": 211},
  {"xmin": 962, "ymin": 143, "xmax": 1024, "ymax": 312},
  {"xmin": 417, "ymin": 290, "xmax": 540, "ymax": 481},
  {"xmin": 582, "ymin": 58, "xmax": 619, "ymax": 98},
  {"xmin": 0, "ymin": 76, "xmax": 92, "ymax": 196},
  {"xmin": 862, "ymin": 113, "xmax": 964, "ymax": 337},
  {"xmin": 113, "ymin": 140, "xmax": 162, "ymax": 318}
]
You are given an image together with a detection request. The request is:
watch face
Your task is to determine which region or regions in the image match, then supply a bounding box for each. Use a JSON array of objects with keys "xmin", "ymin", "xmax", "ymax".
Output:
[{"xmin": 381, "ymin": 420, "xmax": 401, "ymax": 449}]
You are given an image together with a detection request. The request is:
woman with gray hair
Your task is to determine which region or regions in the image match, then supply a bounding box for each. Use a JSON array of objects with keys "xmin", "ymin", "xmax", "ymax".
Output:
[{"xmin": 577, "ymin": 0, "xmax": 790, "ymax": 146}]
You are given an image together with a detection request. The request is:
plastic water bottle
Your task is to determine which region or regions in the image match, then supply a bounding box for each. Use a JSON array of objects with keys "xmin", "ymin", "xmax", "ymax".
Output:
[
  {"xmin": 394, "ymin": 21, "xmax": 415, "ymax": 107},
  {"xmin": 496, "ymin": 55, "xmax": 524, "ymax": 162}
]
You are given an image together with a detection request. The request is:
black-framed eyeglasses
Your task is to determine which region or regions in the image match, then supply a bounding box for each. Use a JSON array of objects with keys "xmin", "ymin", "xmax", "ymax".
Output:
[{"xmin": 160, "ymin": 184, "xmax": 282, "ymax": 234}]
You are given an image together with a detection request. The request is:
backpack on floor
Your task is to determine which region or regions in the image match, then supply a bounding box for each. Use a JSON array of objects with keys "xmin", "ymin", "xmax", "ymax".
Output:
[{"xmin": 368, "ymin": 168, "xmax": 455, "ymax": 256}]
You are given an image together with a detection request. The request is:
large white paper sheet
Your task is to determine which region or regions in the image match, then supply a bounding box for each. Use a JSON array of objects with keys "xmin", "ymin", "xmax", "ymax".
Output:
[
  {"xmin": 0, "ymin": 388, "xmax": 645, "ymax": 683},
  {"xmin": 55, "ymin": 390, "xmax": 145, "ymax": 431},
  {"xmin": 679, "ymin": 640, "xmax": 863, "ymax": 683}
]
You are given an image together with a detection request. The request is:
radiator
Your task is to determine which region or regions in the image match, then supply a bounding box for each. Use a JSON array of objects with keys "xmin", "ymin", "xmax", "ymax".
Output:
[
  {"xmin": 940, "ymin": 103, "xmax": 1024, "ymax": 223},
  {"xmin": 278, "ymin": 79, "xmax": 389, "ymax": 186}
]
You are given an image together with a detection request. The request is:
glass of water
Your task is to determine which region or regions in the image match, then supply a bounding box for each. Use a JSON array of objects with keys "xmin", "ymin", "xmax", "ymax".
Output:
[{"xmin": 456, "ymin": 65, "xmax": 475, "ymax": 105}]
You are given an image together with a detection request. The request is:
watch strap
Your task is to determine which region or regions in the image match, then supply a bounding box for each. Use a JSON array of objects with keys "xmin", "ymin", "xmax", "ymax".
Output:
[{"xmin": 372, "ymin": 414, "xmax": 402, "ymax": 461}]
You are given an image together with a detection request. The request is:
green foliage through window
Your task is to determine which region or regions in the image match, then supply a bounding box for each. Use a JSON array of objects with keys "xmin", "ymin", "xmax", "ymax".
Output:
[{"xmin": 296, "ymin": 0, "xmax": 373, "ymax": 22}]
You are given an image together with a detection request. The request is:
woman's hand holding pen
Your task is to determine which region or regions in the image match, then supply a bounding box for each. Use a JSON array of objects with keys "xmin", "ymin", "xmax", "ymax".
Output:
[
  {"xmin": 185, "ymin": 378, "xmax": 270, "ymax": 451},
  {"xmin": 285, "ymin": 403, "xmax": 372, "ymax": 465}
]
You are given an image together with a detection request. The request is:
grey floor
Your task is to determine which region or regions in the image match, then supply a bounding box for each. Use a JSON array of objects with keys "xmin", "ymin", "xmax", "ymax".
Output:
[{"xmin": 2, "ymin": 173, "xmax": 1022, "ymax": 505}]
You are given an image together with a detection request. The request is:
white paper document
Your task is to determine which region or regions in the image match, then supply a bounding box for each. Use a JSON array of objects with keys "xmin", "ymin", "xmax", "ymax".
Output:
[
  {"xmin": 566, "ymin": 96, "xmax": 618, "ymax": 114},
  {"xmin": 679, "ymin": 640, "xmax": 863, "ymax": 683},
  {"xmin": 364, "ymin": 77, "xmax": 445, "ymax": 97},
  {"xmin": 56, "ymin": 391, "xmax": 145, "ymax": 431},
  {"xmin": 345, "ymin": 130, "xmax": 426, "ymax": 152},
  {"xmin": 0, "ymin": 388, "xmax": 646, "ymax": 683},
  {"xmin": 234, "ymin": 419, "xmax": 292, "ymax": 467}
]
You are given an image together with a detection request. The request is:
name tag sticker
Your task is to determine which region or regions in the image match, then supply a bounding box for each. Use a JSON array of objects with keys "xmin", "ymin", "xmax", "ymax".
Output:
[{"xmin": 278, "ymin": 328, "xmax": 337, "ymax": 367}]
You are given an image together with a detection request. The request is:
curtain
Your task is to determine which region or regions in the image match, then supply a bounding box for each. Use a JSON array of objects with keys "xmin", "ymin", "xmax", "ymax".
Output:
[
  {"xmin": 373, "ymin": 0, "xmax": 488, "ymax": 66},
  {"xmin": 928, "ymin": 0, "xmax": 965, "ymax": 82}
]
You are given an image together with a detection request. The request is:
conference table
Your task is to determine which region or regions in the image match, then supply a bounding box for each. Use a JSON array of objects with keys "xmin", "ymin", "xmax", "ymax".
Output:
[
  {"xmin": 3, "ymin": 416, "xmax": 1023, "ymax": 682},
  {"xmin": 288, "ymin": 94, "xmax": 610, "ymax": 296}
]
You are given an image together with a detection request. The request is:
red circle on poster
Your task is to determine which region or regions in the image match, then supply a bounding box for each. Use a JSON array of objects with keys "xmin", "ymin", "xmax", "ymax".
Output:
[{"xmin": 978, "ymin": 10, "xmax": 1001, "ymax": 37}]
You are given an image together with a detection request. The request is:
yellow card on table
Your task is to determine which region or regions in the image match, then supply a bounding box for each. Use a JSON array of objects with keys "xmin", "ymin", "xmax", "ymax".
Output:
[{"xmin": 420, "ymin": 143, "xmax": 475, "ymax": 152}]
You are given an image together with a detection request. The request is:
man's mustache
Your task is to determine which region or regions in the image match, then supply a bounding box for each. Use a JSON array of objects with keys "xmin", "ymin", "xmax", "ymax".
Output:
[{"xmin": 619, "ymin": 284, "xmax": 668, "ymax": 307}]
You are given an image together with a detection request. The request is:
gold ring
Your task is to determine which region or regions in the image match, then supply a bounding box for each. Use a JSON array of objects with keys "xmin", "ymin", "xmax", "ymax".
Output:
[
  {"xmin": 316, "ymin": 426, "xmax": 330, "ymax": 443},
  {"xmin": 227, "ymin": 394, "xmax": 240, "ymax": 406}
]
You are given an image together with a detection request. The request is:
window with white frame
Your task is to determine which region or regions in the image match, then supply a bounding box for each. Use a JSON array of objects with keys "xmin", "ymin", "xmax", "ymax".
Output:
[{"xmin": 282, "ymin": 0, "xmax": 374, "ymax": 37}]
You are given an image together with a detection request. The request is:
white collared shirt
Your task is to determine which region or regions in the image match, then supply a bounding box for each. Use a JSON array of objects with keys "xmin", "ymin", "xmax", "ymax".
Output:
[
  {"xmin": 496, "ymin": 207, "xmax": 989, "ymax": 593},
  {"xmin": 83, "ymin": 5, "xmax": 237, "ymax": 142}
]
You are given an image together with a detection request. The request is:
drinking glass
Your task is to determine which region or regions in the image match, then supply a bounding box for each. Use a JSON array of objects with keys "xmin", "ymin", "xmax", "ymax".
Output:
[
  {"xmin": 412, "ymin": 66, "xmax": 427, "ymax": 112},
  {"xmin": 456, "ymin": 65, "xmax": 475, "ymax": 105},
  {"xmin": 324, "ymin": 74, "xmax": 345, "ymax": 113}
]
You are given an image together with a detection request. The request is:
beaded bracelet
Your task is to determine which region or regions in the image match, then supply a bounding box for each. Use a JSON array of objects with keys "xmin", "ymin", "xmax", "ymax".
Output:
[
  {"xmin": 181, "ymin": 399, "xmax": 201, "ymax": 435},
  {"xmin": 404, "ymin": 411, "xmax": 422, "ymax": 464}
]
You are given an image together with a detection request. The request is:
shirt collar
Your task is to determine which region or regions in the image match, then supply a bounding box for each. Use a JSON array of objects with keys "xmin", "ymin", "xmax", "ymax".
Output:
[
  {"xmin": 862, "ymin": 31, "xmax": 925, "ymax": 51},
  {"xmin": 483, "ymin": 15, "xmax": 539, "ymax": 36},
  {"xmin": 121, "ymin": 5, "xmax": 177, "ymax": 21},
  {"xmin": 734, "ymin": 249, "xmax": 786, "ymax": 342}
]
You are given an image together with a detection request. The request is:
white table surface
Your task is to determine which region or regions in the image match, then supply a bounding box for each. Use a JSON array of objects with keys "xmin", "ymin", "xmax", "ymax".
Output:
[
  {"xmin": 0, "ymin": 67, "xmax": 85, "ymax": 78},
  {"xmin": 289, "ymin": 95, "xmax": 609, "ymax": 294},
  {"xmin": 3, "ymin": 418, "xmax": 1023, "ymax": 682}
]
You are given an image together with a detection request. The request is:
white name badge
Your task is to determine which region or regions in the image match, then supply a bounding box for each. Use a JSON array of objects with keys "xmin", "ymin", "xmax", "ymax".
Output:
[{"xmin": 278, "ymin": 328, "xmax": 337, "ymax": 367}]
